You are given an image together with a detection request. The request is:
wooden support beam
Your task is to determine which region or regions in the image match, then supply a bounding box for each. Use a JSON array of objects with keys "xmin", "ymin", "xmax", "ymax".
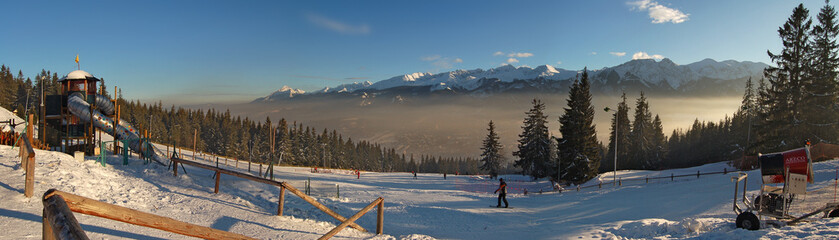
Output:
[
  {"xmin": 278, "ymin": 186, "xmax": 285, "ymax": 216},
  {"xmin": 279, "ymin": 181, "xmax": 367, "ymax": 232},
  {"xmin": 171, "ymin": 157, "xmax": 367, "ymax": 232},
  {"xmin": 44, "ymin": 189, "xmax": 255, "ymax": 240},
  {"xmin": 319, "ymin": 197, "xmax": 383, "ymax": 240}
]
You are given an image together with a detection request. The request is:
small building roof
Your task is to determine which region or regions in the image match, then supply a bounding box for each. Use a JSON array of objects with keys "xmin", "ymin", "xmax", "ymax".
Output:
[{"xmin": 59, "ymin": 70, "xmax": 99, "ymax": 82}]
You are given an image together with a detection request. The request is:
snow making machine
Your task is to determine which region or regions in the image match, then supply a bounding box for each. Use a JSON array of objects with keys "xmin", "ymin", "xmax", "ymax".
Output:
[{"xmin": 731, "ymin": 144, "xmax": 839, "ymax": 230}]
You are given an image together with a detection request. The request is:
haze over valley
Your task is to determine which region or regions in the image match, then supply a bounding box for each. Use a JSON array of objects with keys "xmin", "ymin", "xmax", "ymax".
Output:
[{"xmin": 204, "ymin": 58, "xmax": 757, "ymax": 159}]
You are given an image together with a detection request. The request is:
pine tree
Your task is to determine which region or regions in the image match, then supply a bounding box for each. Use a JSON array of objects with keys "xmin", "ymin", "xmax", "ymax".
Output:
[
  {"xmin": 604, "ymin": 92, "xmax": 631, "ymax": 173},
  {"xmin": 760, "ymin": 4, "xmax": 812, "ymax": 151},
  {"xmin": 479, "ymin": 121, "xmax": 504, "ymax": 178},
  {"xmin": 513, "ymin": 98, "xmax": 553, "ymax": 179},
  {"xmin": 650, "ymin": 114, "xmax": 667, "ymax": 168},
  {"xmin": 629, "ymin": 92, "xmax": 654, "ymax": 169},
  {"xmin": 804, "ymin": 0, "xmax": 839, "ymax": 144},
  {"xmin": 558, "ymin": 69, "xmax": 601, "ymax": 183}
]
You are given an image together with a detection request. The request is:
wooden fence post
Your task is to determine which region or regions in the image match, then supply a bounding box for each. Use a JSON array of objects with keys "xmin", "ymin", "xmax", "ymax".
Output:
[
  {"xmin": 42, "ymin": 208, "xmax": 56, "ymax": 240},
  {"xmin": 42, "ymin": 192, "xmax": 88, "ymax": 240},
  {"xmin": 193, "ymin": 129, "xmax": 197, "ymax": 160},
  {"xmin": 278, "ymin": 186, "xmax": 286, "ymax": 216},
  {"xmin": 377, "ymin": 199, "xmax": 383, "ymax": 234},
  {"xmin": 23, "ymin": 115, "xmax": 35, "ymax": 198},
  {"xmin": 214, "ymin": 171, "xmax": 220, "ymax": 194}
]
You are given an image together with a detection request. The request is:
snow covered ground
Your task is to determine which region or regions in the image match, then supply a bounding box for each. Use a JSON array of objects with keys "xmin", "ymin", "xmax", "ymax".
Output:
[
  {"xmin": 0, "ymin": 107, "xmax": 25, "ymax": 133},
  {"xmin": 2, "ymin": 144, "xmax": 839, "ymax": 239}
]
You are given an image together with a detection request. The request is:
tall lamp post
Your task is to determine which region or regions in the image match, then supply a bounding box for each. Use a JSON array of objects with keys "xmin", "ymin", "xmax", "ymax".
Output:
[{"xmin": 604, "ymin": 107, "xmax": 618, "ymax": 186}]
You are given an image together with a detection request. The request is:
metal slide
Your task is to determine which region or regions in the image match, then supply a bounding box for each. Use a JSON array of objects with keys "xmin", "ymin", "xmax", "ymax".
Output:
[{"xmin": 66, "ymin": 92, "xmax": 167, "ymax": 164}]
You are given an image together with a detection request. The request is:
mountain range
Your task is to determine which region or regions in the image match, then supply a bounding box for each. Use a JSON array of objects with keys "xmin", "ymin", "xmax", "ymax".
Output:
[{"xmin": 254, "ymin": 58, "xmax": 769, "ymax": 103}]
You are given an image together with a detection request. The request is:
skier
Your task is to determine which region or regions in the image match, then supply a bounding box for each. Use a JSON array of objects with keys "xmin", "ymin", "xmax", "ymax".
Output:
[
  {"xmin": 494, "ymin": 178, "xmax": 508, "ymax": 208},
  {"xmin": 413, "ymin": 171, "xmax": 417, "ymax": 179}
]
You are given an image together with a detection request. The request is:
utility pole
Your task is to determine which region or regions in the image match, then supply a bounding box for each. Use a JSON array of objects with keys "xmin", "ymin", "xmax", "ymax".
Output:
[{"xmin": 605, "ymin": 107, "xmax": 619, "ymax": 186}]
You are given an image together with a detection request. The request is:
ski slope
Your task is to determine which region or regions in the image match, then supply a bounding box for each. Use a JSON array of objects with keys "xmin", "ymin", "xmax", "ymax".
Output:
[{"xmin": 2, "ymin": 144, "xmax": 839, "ymax": 239}]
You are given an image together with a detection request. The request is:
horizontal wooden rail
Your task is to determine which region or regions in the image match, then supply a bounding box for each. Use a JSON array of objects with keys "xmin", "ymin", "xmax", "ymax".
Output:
[
  {"xmin": 319, "ymin": 197, "xmax": 383, "ymax": 240},
  {"xmin": 43, "ymin": 189, "xmax": 255, "ymax": 240},
  {"xmin": 171, "ymin": 157, "xmax": 369, "ymax": 232}
]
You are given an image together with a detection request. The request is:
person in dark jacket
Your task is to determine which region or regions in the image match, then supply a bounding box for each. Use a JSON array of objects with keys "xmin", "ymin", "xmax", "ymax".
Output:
[{"xmin": 494, "ymin": 178, "xmax": 508, "ymax": 208}]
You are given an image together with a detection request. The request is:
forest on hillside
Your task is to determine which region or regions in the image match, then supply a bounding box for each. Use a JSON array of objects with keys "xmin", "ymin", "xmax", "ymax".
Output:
[{"xmin": 0, "ymin": 67, "xmax": 480, "ymax": 174}]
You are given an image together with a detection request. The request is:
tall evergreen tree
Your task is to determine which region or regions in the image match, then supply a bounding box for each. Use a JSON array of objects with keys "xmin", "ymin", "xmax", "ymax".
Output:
[
  {"xmin": 558, "ymin": 69, "xmax": 601, "ymax": 183},
  {"xmin": 604, "ymin": 92, "xmax": 631, "ymax": 173},
  {"xmin": 760, "ymin": 4, "xmax": 812, "ymax": 151},
  {"xmin": 479, "ymin": 121, "xmax": 504, "ymax": 179},
  {"xmin": 513, "ymin": 99, "xmax": 553, "ymax": 179},
  {"xmin": 650, "ymin": 114, "xmax": 667, "ymax": 168},
  {"xmin": 804, "ymin": 0, "xmax": 839, "ymax": 144},
  {"xmin": 628, "ymin": 92, "xmax": 655, "ymax": 169}
]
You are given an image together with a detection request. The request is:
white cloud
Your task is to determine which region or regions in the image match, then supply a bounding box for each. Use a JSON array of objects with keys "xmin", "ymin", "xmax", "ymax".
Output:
[
  {"xmin": 632, "ymin": 51, "xmax": 665, "ymax": 60},
  {"xmin": 610, "ymin": 52, "xmax": 627, "ymax": 57},
  {"xmin": 493, "ymin": 51, "xmax": 505, "ymax": 56},
  {"xmin": 306, "ymin": 13, "xmax": 371, "ymax": 35},
  {"xmin": 507, "ymin": 52, "xmax": 534, "ymax": 58},
  {"xmin": 628, "ymin": 0, "xmax": 689, "ymax": 24},
  {"xmin": 556, "ymin": 61, "xmax": 563, "ymax": 65},
  {"xmin": 507, "ymin": 58, "xmax": 519, "ymax": 64},
  {"xmin": 591, "ymin": 52, "xmax": 598, "ymax": 55},
  {"xmin": 421, "ymin": 55, "xmax": 441, "ymax": 61},
  {"xmin": 422, "ymin": 55, "xmax": 462, "ymax": 69}
]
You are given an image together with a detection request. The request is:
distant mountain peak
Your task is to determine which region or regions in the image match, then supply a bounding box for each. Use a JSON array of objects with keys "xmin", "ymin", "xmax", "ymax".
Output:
[{"xmin": 256, "ymin": 58, "xmax": 769, "ymax": 102}]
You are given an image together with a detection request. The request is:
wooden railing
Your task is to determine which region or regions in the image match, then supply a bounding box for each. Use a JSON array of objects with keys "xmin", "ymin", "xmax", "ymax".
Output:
[
  {"xmin": 42, "ymin": 189, "xmax": 255, "ymax": 240},
  {"xmin": 171, "ymin": 157, "xmax": 384, "ymax": 238}
]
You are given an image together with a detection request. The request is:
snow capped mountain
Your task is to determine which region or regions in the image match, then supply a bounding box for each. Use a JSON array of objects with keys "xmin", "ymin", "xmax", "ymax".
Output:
[
  {"xmin": 686, "ymin": 58, "xmax": 767, "ymax": 81},
  {"xmin": 329, "ymin": 81, "xmax": 374, "ymax": 93},
  {"xmin": 255, "ymin": 86, "xmax": 306, "ymax": 102},
  {"xmin": 256, "ymin": 58, "xmax": 769, "ymax": 102},
  {"xmin": 366, "ymin": 64, "xmax": 579, "ymax": 91}
]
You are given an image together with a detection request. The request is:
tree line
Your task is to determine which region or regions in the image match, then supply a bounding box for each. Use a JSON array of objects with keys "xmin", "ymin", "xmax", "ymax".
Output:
[
  {"xmin": 480, "ymin": 2, "xmax": 839, "ymax": 183},
  {"xmin": 0, "ymin": 66, "xmax": 480, "ymax": 174}
]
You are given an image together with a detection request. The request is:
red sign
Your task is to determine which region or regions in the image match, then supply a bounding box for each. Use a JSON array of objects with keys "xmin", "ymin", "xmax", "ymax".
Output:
[{"xmin": 760, "ymin": 147, "xmax": 813, "ymax": 184}]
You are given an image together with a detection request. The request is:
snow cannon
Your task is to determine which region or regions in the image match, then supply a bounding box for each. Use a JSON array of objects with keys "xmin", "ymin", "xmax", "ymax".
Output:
[{"xmin": 731, "ymin": 144, "xmax": 839, "ymax": 231}]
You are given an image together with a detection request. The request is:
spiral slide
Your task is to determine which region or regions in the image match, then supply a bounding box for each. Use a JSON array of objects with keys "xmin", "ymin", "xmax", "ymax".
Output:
[{"xmin": 66, "ymin": 92, "xmax": 167, "ymax": 165}]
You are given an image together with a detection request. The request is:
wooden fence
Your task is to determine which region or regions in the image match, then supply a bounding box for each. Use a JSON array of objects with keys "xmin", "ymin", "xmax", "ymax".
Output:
[
  {"xmin": 42, "ymin": 189, "xmax": 255, "ymax": 240},
  {"xmin": 556, "ymin": 169, "xmax": 734, "ymax": 194},
  {"xmin": 171, "ymin": 157, "xmax": 384, "ymax": 238}
]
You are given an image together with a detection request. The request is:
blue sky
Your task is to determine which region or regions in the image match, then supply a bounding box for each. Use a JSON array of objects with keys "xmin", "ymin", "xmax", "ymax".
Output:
[{"xmin": 1, "ymin": 0, "xmax": 831, "ymax": 104}]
